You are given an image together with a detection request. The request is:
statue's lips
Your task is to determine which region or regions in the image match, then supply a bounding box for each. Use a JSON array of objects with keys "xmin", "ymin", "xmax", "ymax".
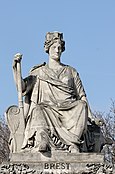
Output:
[
  {"xmin": 53, "ymin": 54, "xmax": 59, "ymax": 56},
  {"xmin": 51, "ymin": 54, "xmax": 60, "ymax": 59}
]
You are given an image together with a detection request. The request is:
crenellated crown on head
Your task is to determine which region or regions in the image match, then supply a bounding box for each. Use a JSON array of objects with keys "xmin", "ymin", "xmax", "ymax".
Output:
[{"xmin": 44, "ymin": 31, "xmax": 65, "ymax": 53}]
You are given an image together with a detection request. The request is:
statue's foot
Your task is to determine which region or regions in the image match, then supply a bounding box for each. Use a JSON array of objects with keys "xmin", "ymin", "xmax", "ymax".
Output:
[
  {"xmin": 38, "ymin": 131, "xmax": 50, "ymax": 152},
  {"xmin": 39, "ymin": 142, "xmax": 50, "ymax": 152},
  {"xmin": 30, "ymin": 142, "xmax": 50, "ymax": 153},
  {"xmin": 69, "ymin": 144, "xmax": 80, "ymax": 153}
]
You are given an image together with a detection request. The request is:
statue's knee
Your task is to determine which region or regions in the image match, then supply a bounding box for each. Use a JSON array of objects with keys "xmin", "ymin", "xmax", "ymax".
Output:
[{"xmin": 32, "ymin": 105, "xmax": 43, "ymax": 115}]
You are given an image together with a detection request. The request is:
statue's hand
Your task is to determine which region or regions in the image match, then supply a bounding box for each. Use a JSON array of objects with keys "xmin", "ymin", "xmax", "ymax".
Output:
[
  {"xmin": 93, "ymin": 117, "xmax": 104, "ymax": 126},
  {"xmin": 13, "ymin": 53, "xmax": 23, "ymax": 69}
]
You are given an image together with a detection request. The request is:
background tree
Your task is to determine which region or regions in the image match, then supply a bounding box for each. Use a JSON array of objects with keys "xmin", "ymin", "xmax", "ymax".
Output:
[
  {"xmin": 0, "ymin": 116, "xmax": 10, "ymax": 163},
  {"xmin": 93, "ymin": 100, "xmax": 115, "ymax": 163}
]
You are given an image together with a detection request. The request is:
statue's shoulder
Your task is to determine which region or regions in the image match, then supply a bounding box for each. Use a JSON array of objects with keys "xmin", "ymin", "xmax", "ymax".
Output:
[
  {"xmin": 66, "ymin": 64, "xmax": 78, "ymax": 74},
  {"xmin": 29, "ymin": 62, "xmax": 46, "ymax": 74}
]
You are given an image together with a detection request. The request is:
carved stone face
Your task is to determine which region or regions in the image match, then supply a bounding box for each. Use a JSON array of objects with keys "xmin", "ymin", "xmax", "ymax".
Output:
[{"xmin": 49, "ymin": 41, "xmax": 62, "ymax": 61}]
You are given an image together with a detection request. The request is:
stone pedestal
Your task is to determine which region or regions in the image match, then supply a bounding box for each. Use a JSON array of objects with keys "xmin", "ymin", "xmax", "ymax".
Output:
[{"xmin": 1, "ymin": 152, "xmax": 113, "ymax": 174}]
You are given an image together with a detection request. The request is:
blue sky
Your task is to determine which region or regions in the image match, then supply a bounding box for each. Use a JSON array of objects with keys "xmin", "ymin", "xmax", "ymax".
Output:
[{"xmin": 0, "ymin": 0, "xmax": 115, "ymax": 117}]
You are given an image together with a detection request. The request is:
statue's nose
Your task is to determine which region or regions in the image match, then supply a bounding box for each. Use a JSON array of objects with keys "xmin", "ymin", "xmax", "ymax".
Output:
[{"xmin": 55, "ymin": 47, "xmax": 59, "ymax": 53}]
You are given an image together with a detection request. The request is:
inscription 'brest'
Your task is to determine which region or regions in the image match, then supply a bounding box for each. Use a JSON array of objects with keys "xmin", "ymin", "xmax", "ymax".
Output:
[{"xmin": 44, "ymin": 163, "xmax": 70, "ymax": 170}]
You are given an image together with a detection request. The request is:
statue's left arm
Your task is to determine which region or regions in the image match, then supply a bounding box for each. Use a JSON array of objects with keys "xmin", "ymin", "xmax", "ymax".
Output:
[
  {"xmin": 71, "ymin": 68, "xmax": 98, "ymax": 124},
  {"xmin": 72, "ymin": 68, "xmax": 104, "ymax": 126}
]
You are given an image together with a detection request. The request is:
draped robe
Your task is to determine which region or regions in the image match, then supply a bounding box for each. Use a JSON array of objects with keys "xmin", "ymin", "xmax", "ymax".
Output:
[{"xmin": 22, "ymin": 63, "xmax": 88, "ymax": 149}]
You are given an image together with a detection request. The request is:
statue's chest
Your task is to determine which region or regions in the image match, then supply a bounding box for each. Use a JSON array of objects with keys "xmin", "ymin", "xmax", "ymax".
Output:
[{"xmin": 36, "ymin": 66, "xmax": 74, "ymax": 88}]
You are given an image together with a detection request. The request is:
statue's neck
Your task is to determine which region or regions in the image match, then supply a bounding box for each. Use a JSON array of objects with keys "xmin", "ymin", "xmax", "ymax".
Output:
[{"xmin": 48, "ymin": 58, "xmax": 61, "ymax": 70}]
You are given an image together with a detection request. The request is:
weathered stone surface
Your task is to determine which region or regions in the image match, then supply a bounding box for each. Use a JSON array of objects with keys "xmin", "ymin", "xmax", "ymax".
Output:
[
  {"xmin": 9, "ymin": 152, "xmax": 105, "ymax": 173},
  {"xmin": 0, "ymin": 152, "xmax": 114, "ymax": 173},
  {"xmin": 10, "ymin": 152, "xmax": 104, "ymax": 164}
]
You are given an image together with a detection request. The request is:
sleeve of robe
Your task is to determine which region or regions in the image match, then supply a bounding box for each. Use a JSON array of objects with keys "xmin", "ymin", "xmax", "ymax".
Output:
[
  {"xmin": 71, "ymin": 67, "xmax": 94, "ymax": 121},
  {"xmin": 70, "ymin": 67, "xmax": 86, "ymax": 100}
]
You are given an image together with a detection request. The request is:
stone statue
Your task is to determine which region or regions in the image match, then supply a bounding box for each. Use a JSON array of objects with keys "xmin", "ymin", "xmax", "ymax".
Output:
[{"xmin": 5, "ymin": 32, "xmax": 103, "ymax": 154}]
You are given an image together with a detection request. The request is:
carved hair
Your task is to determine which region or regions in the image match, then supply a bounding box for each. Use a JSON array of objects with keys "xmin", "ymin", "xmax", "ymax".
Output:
[{"xmin": 44, "ymin": 32, "xmax": 65, "ymax": 53}]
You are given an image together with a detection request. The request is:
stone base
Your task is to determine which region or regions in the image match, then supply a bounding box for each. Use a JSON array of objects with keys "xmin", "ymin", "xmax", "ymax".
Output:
[
  {"xmin": 0, "ymin": 152, "xmax": 114, "ymax": 173},
  {"xmin": 10, "ymin": 151, "xmax": 104, "ymax": 163}
]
